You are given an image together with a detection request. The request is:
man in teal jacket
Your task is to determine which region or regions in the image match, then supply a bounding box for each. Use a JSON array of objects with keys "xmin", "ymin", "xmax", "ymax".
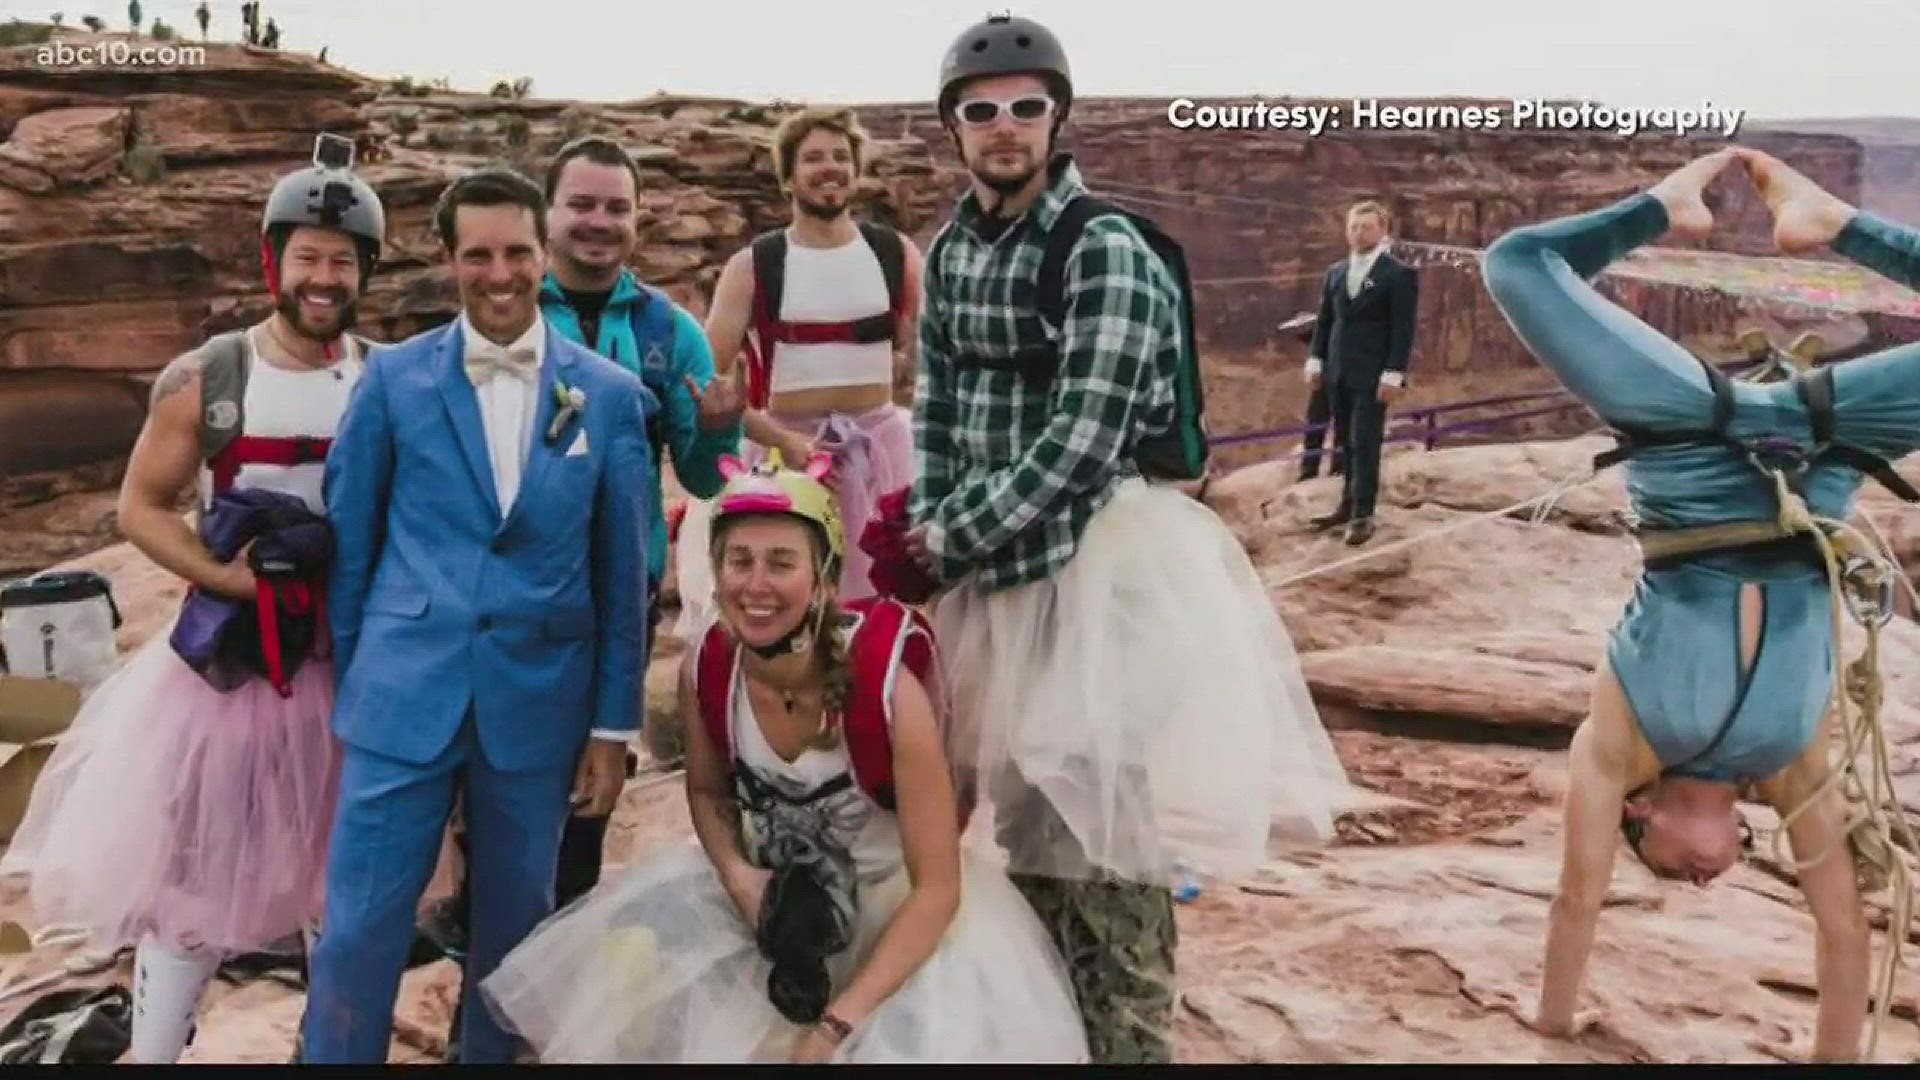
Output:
[
  {"xmin": 536, "ymin": 137, "xmax": 742, "ymax": 895},
  {"xmin": 428, "ymin": 138, "xmax": 742, "ymax": 1052}
]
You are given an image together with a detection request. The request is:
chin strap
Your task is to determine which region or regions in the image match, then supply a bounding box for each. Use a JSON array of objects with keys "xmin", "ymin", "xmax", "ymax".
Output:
[{"xmin": 740, "ymin": 584, "xmax": 832, "ymax": 661}]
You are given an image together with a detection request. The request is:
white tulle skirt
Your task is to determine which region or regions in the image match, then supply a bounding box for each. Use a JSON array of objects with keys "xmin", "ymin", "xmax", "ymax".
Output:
[
  {"xmin": 933, "ymin": 478, "xmax": 1351, "ymax": 887},
  {"xmin": 479, "ymin": 840, "xmax": 1089, "ymax": 1063}
]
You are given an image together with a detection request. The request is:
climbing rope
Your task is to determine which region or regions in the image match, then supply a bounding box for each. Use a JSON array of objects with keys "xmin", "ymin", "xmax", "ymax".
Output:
[
  {"xmin": 1758, "ymin": 468, "xmax": 1918, "ymax": 1060},
  {"xmin": 1261, "ymin": 438, "xmax": 1613, "ymax": 590}
]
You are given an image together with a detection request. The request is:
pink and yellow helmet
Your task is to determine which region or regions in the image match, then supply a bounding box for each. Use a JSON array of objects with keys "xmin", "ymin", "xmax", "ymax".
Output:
[{"xmin": 709, "ymin": 449, "xmax": 844, "ymax": 575}]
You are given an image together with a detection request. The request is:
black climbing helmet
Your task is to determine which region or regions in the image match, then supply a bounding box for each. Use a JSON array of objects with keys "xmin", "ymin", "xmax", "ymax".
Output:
[
  {"xmin": 936, "ymin": 12, "xmax": 1073, "ymax": 123},
  {"xmin": 260, "ymin": 132, "xmax": 386, "ymax": 292}
]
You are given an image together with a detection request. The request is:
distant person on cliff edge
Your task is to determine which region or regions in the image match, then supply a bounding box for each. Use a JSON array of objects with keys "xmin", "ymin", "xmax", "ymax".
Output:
[
  {"xmin": 1, "ymin": 140, "xmax": 387, "ymax": 1064},
  {"xmin": 1281, "ymin": 310, "xmax": 1344, "ymax": 481},
  {"xmin": 675, "ymin": 105, "xmax": 924, "ymax": 643},
  {"xmin": 422, "ymin": 134, "xmax": 743, "ymax": 1058},
  {"xmin": 904, "ymin": 12, "xmax": 1350, "ymax": 1063},
  {"xmin": 1305, "ymin": 200, "xmax": 1419, "ymax": 545},
  {"xmin": 1483, "ymin": 146, "xmax": 1920, "ymax": 1061}
]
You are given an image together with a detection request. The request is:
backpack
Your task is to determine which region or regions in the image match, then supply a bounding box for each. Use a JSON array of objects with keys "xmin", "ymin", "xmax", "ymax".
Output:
[
  {"xmin": 196, "ymin": 330, "xmax": 372, "ymax": 493},
  {"xmin": 692, "ymin": 595, "xmax": 934, "ymax": 811},
  {"xmin": 1593, "ymin": 355, "xmax": 1920, "ymax": 504},
  {"xmin": 742, "ymin": 223, "xmax": 908, "ymax": 410},
  {"xmin": 616, "ymin": 284, "xmax": 679, "ymax": 467},
  {"xmin": 0, "ymin": 985, "xmax": 132, "ymax": 1064},
  {"xmin": 930, "ymin": 196, "xmax": 1210, "ymax": 480}
]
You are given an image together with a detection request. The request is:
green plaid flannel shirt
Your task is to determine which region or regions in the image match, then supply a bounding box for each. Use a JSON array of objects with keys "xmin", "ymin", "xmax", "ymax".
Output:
[{"xmin": 910, "ymin": 156, "xmax": 1180, "ymax": 592}]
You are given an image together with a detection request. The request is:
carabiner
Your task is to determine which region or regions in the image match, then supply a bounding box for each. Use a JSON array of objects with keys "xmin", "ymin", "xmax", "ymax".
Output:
[{"xmin": 1839, "ymin": 554, "xmax": 1897, "ymax": 628}]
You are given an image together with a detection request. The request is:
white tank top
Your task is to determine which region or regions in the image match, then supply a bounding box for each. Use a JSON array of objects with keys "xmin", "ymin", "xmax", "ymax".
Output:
[
  {"xmin": 767, "ymin": 231, "xmax": 896, "ymax": 395},
  {"xmin": 197, "ymin": 328, "xmax": 363, "ymax": 514}
]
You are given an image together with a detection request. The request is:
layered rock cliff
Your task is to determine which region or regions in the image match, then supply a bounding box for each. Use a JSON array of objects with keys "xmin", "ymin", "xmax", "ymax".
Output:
[{"xmin": 5, "ymin": 38, "xmax": 1920, "ymax": 570}]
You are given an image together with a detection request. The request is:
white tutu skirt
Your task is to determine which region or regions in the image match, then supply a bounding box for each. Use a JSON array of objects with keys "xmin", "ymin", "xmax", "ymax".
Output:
[
  {"xmin": 934, "ymin": 479, "xmax": 1351, "ymax": 887},
  {"xmin": 480, "ymin": 841, "xmax": 1090, "ymax": 1063}
]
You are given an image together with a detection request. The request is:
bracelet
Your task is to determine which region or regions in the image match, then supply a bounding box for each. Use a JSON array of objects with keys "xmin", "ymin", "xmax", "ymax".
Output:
[{"xmin": 816, "ymin": 1011, "xmax": 853, "ymax": 1044}]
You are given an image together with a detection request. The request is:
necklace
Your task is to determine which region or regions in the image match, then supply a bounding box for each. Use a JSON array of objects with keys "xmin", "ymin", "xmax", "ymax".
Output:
[
  {"xmin": 781, "ymin": 689, "xmax": 798, "ymax": 713},
  {"xmin": 265, "ymin": 319, "xmax": 337, "ymax": 372}
]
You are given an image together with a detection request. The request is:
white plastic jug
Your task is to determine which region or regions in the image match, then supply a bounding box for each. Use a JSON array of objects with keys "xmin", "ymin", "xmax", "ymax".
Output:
[{"xmin": 0, "ymin": 571, "xmax": 122, "ymax": 690}]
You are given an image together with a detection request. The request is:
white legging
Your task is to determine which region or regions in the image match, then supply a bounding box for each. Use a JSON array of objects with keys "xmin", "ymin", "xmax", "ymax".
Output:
[{"xmin": 129, "ymin": 936, "xmax": 222, "ymax": 1063}]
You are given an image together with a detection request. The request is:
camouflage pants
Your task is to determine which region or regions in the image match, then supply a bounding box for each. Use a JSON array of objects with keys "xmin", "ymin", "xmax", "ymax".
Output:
[
  {"xmin": 995, "ymin": 781, "xmax": 1177, "ymax": 1064},
  {"xmin": 1009, "ymin": 871, "xmax": 1177, "ymax": 1064}
]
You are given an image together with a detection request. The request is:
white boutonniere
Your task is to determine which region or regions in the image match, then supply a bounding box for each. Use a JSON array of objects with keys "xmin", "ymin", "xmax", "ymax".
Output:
[{"xmin": 546, "ymin": 382, "xmax": 587, "ymax": 444}]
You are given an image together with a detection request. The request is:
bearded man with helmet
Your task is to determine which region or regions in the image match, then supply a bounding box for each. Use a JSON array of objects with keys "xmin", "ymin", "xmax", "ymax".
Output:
[{"xmin": 0, "ymin": 133, "xmax": 386, "ymax": 1063}]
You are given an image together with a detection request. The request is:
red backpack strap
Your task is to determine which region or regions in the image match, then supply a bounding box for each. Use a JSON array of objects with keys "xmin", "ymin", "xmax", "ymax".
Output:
[
  {"xmin": 693, "ymin": 619, "xmax": 739, "ymax": 767},
  {"xmin": 744, "ymin": 231, "xmax": 786, "ymax": 411},
  {"xmin": 858, "ymin": 223, "xmax": 908, "ymax": 331},
  {"xmin": 841, "ymin": 597, "xmax": 938, "ymax": 810}
]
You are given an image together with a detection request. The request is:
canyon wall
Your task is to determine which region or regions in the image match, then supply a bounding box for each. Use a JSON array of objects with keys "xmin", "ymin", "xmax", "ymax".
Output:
[{"xmin": 4, "ymin": 37, "xmax": 1917, "ymax": 568}]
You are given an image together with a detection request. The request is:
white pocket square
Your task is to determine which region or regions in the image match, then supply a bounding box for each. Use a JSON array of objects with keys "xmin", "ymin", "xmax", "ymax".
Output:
[{"xmin": 566, "ymin": 430, "xmax": 590, "ymax": 457}]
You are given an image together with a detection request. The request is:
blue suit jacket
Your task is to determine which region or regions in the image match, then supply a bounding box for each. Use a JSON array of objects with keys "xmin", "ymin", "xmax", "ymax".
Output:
[{"xmin": 323, "ymin": 318, "xmax": 656, "ymax": 772}]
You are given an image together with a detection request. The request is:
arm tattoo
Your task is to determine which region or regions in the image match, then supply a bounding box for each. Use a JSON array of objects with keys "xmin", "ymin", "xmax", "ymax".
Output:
[{"xmin": 150, "ymin": 351, "xmax": 205, "ymax": 407}]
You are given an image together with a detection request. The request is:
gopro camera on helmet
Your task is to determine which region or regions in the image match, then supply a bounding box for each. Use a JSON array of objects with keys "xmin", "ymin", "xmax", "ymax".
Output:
[{"xmin": 313, "ymin": 132, "xmax": 355, "ymax": 171}]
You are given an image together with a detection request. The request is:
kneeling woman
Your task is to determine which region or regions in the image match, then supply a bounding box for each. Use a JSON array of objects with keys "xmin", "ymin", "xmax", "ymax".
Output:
[
  {"xmin": 1482, "ymin": 147, "xmax": 1920, "ymax": 1060},
  {"xmin": 482, "ymin": 450, "xmax": 1088, "ymax": 1063}
]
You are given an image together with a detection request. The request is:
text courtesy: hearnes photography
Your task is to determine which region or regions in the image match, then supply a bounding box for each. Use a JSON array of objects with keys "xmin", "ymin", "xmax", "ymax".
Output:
[
  {"xmin": 34, "ymin": 40, "xmax": 209, "ymax": 68},
  {"xmin": 1164, "ymin": 97, "xmax": 1747, "ymax": 138}
]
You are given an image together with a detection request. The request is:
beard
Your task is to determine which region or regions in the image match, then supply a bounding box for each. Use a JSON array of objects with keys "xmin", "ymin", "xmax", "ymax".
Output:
[
  {"xmin": 967, "ymin": 144, "xmax": 1043, "ymax": 199},
  {"xmin": 275, "ymin": 285, "xmax": 357, "ymax": 341},
  {"xmin": 793, "ymin": 193, "xmax": 849, "ymax": 221}
]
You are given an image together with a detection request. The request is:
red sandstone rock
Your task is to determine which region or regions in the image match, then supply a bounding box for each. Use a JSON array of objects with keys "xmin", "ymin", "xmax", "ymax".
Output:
[{"xmin": 0, "ymin": 106, "xmax": 128, "ymax": 192}]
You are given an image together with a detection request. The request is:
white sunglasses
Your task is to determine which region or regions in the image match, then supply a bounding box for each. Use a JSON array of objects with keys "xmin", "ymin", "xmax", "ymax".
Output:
[{"xmin": 954, "ymin": 95, "xmax": 1056, "ymax": 126}]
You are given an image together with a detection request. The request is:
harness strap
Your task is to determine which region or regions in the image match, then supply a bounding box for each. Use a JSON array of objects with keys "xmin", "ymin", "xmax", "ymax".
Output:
[
  {"xmin": 1633, "ymin": 519, "xmax": 1805, "ymax": 563},
  {"xmin": 757, "ymin": 312, "xmax": 897, "ymax": 346},
  {"xmin": 1593, "ymin": 359, "xmax": 1738, "ymax": 470},
  {"xmin": 208, "ymin": 435, "xmax": 335, "ymax": 495}
]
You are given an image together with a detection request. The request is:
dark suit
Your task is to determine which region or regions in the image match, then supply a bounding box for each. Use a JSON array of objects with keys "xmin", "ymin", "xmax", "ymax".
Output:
[
  {"xmin": 1298, "ymin": 378, "xmax": 1344, "ymax": 480},
  {"xmin": 1307, "ymin": 247, "xmax": 1418, "ymax": 519}
]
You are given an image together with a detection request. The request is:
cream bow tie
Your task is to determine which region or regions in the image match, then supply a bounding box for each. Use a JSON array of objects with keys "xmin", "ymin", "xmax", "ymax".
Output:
[{"xmin": 464, "ymin": 343, "xmax": 538, "ymax": 385}]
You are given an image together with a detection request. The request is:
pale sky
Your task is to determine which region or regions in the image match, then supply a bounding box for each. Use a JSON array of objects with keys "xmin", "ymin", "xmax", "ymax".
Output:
[{"xmin": 39, "ymin": 0, "xmax": 1920, "ymax": 121}]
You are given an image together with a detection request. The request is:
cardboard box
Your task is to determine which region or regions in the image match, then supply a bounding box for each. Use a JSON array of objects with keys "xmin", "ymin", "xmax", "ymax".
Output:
[
  {"xmin": 0, "ymin": 742, "xmax": 55, "ymax": 841},
  {"xmin": 0, "ymin": 676, "xmax": 81, "ymax": 745}
]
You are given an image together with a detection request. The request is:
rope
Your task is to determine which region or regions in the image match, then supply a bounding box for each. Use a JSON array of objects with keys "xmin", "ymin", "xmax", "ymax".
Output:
[
  {"xmin": 1261, "ymin": 438, "xmax": 1611, "ymax": 590},
  {"xmin": 1757, "ymin": 469, "xmax": 1919, "ymax": 1060}
]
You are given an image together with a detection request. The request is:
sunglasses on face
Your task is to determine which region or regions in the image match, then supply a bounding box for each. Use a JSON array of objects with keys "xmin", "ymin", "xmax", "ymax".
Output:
[{"xmin": 954, "ymin": 95, "xmax": 1055, "ymax": 126}]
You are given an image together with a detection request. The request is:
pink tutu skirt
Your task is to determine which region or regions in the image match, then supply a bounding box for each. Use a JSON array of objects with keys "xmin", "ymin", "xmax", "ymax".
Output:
[
  {"xmin": 676, "ymin": 401, "xmax": 915, "ymax": 641},
  {"xmin": 1, "ymin": 627, "xmax": 341, "ymax": 955}
]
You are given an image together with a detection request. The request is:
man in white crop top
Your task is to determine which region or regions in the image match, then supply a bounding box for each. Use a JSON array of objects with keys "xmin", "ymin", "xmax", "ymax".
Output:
[{"xmin": 691, "ymin": 105, "xmax": 925, "ymax": 608}]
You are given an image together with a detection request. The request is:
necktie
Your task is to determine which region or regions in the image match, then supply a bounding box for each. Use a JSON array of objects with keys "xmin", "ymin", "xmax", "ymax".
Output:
[{"xmin": 464, "ymin": 344, "xmax": 538, "ymax": 385}]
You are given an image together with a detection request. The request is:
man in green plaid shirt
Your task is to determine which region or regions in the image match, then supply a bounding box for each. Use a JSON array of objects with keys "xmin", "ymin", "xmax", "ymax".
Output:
[
  {"xmin": 904, "ymin": 141, "xmax": 1178, "ymax": 592},
  {"xmin": 902, "ymin": 13, "xmax": 1351, "ymax": 1067}
]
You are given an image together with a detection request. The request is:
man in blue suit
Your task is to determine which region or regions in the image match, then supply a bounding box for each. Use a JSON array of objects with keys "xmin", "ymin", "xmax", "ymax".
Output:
[{"xmin": 300, "ymin": 167, "xmax": 654, "ymax": 1063}]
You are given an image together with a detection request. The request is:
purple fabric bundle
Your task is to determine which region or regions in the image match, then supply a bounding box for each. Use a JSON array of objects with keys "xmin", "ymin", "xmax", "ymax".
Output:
[{"xmin": 169, "ymin": 489, "xmax": 334, "ymax": 694}]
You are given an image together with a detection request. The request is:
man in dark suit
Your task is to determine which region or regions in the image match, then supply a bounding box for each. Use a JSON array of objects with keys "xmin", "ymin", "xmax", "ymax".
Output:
[
  {"xmin": 1305, "ymin": 200, "xmax": 1418, "ymax": 545},
  {"xmin": 1280, "ymin": 311, "xmax": 1342, "ymax": 482}
]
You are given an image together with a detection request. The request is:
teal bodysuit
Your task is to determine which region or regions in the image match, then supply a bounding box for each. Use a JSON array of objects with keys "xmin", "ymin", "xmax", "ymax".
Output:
[{"xmin": 1483, "ymin": 194, "xmax": 1920, "ymax": 782}]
